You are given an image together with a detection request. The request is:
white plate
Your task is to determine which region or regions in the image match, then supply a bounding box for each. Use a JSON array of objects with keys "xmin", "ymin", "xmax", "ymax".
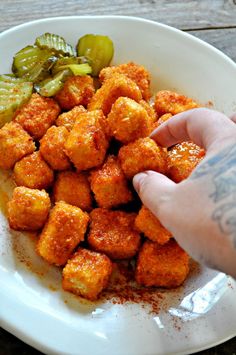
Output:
[{"xmin": 0, "ymin": 16, "xmax": 236, "ymax": 355}]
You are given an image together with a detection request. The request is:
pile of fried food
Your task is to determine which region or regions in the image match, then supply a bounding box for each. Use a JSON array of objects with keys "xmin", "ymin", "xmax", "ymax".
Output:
[{"xmin": 0, "ymin": 61, "xmax": 205, "ymax": 301}]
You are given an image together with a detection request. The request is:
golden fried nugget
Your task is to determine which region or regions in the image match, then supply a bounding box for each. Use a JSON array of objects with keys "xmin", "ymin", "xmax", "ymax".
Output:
[
  {"xmin": 139, "ymin": 100, "xmax": 158, "ymax": 123},
  {"xmin": 167, "ymin": 142, "xmax": 205, "ymax": 182},
  {"xmin": 56, "ymin": 105, "xmax": 86, "ymax": 131},
  {"xmin": 62, "ymin": 248, "xmax": 113, "ymax": 300},
  {"xmin": 135, "ymin": 206, "xmax": 172, "ymax": 244},
  {"xmin": 65, "ymin": 110, "xmax": 109, "ymax": 171},
  {"xmin": 0, "ymin": 122, "xmax": 35, "ymax": 170},
  {"xmin": 90, "ymin": 155, "xmax": 133, "ymax": 208},
  {"xmin": 88, "ymin": 208, "xmax": 141, "ymax": 260},
  {"xmin": 14, "ymin": 93, "xmax": 60, "ymax": 139},
  {"xmin": 53, "ymin": 171, "xmax": 92, "ymax": 211},
  {"xmin": 118, "ymin": 137, "xmax": 167, "ymax": 179},
  {"xmin": 7, "ymin": 187, "xmax": 50, "ymax": 231},
  {"xmin": 99, "ymin": 62, "xmax": 151, "ymax": 100},
  {"xmin": 154, "ymin": 90, "xmax": 198, "ymax": 116},
  {"xmin": 13, "ymin": 151, "xmax": 54, "ymax": 189},
  {"xmin": 37, "ymin": 201, "xmax": 89, "ymax": 266},
  {"xmin": 135, "ymin": 240, "xmax": 189, "ymax": 288},
  {"xmin": 40, "ymin": 126, "xmax": 71, "ymax": 171},
  {"xmin": 55, "ymin": 75, "xmax": 95, "ymax": 110},
  {"xmin": 152, "ymin": 113, "xmax": 173, "ymax": 132},
  {"xmin": 88, "ymin": 73, "xmax": 142, "ymax": 115},
  {"xmin": 107, "ymin": 97, "xmax": 151, "ymax": 143}
]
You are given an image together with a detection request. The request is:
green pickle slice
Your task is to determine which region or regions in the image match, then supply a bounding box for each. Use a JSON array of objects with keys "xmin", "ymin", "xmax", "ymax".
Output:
[
  {"xmin": 77, "ymin": 34, "xmax": 114, "ymax": 76},
  {"xmin": 0, "ymin": 75, "xmax": 33, "ymax": 127},
  {"xmin": 12, "ymin": 45, "xmax": 56, "ymax": 82},
  {"xmin": 35, "ymin": 33, "xmax": 76, "ymax": 57},
  {"xmin": 34, "ymin": 69, "xmax": 72, "ymax": 97},
  {"xmin": 52, "ymin": 56, "xmax": 91, "ymax": 75}
]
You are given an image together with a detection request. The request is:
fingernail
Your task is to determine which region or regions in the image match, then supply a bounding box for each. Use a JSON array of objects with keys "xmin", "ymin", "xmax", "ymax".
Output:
[{"xmin": 133, "ymin": 172, "xmax": 148, "ymax": 193}]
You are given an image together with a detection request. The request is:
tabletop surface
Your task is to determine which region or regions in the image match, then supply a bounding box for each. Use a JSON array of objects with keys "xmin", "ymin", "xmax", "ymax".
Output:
[{"xmin": 0, "ymin": 1, "xmax": 236, "ymax": 354}]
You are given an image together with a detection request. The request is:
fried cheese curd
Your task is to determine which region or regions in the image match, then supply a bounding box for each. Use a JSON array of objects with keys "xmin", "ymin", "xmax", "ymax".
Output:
[
  {"xmin": 90, "ymin": 155, "xmax": 133, "ymax": 208},
  {"xmin": 139, "ymin": 99, "xmax": 157, "ymax": 123},
  {"xmin": 40, "ymin": 126, "xmax": 71, "ymax": 171},
  {"xmin": 135, "ymin": 240, "xmax": 190, "ymax": 288},
  {"xmin": 118, "ymin": 137, "xmax": 167, "ymax": 179},
  {"xmin": 154, "ymin": 90, "xmax": 198, "ymax": 116},
  {"xmin": 135, "ymin": 206, "xmax": 172, "ymax": 245},
  {"xmin": 53, "ymin": 171, "xmax": 92, "ymax": 211},
  {"xmin": 62, "ymin": 248, "xmax": 113, "ymax": 300},
  {"xmin": 37, "ymin": 201, "xmax": 89, "ymax": 266},
  {"xmin": 14, "ymin": 93, "xmax": 60, "ymax": 139},
  {"xmin": 13, "ymin": 151, "xmax": 54, "ymax": 189},
  {"xmin": 56, "ymin": 105, "xmax": 86, "ymax": 131},
  {"xmin": 152, "ymin": 113, "xmax": 173, "ymax": 130},
  {"xmin": 88, "ymin": 73, "xmax": 142, "ymax": 115},
  {"xmin": 65, "ymin": 110, "xmax": 109, "ymax": 171},
  {"xmin": 88, "ymin": 208, "xmax": 141, "ymax": 260},
  {"xmin": 167, "ymin": 141, "xmax": 205, "ymax": 182},
  {"xmin": 107, "ymin": 97, "xmax": 151, "ymax": 143},
  {"xmin": 99, "ymin": 62, "xmax": 151, "ymax": 100},
  {"xmin": 0, "ymin": 122, "xmax": 35, "ymax": 170},
  {"xmin": 55, "ymin": 75, "xmax": 95, "ymax": 110},
  {"xmin": 7, "ymin": 187, "xmax": 51, "ymax": 231}
]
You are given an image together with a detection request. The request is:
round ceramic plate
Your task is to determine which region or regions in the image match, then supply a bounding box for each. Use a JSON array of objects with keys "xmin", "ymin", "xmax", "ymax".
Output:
[{"xmin": 0, "ymin": 16, "xmax": 236, "ymax": 355}]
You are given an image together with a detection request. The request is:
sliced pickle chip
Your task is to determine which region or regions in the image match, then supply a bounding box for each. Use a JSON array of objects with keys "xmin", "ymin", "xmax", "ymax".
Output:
[
  {"xmin": 0, "ymin": 75, "xmax": 33, "ymax": 127},
  {"xmin": 76, "ymin": 34, "xmax": 114, "ymax": 76},
  {"xmin": 35, "ymin": 33, "xmax": 76, "ymax": 57},
  {"xmin": 52, "ymin": 56, "xmax": 91, "ymax": 75},
  {"xmin": 34, "ymin": 69, "xmax": 72, "ymax": 97},
  {"xmin": 55, "ymin": 63, "xmax": 92, "ymax": 76},
  {"xmin": 12, "ymin": 45, "xmax": 56, "ymax": 82}
]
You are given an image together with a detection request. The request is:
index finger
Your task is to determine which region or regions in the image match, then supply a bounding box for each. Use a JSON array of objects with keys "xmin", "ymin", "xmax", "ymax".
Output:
[{"xmin": 150, "ymin": 108, "xmax": 235, "ymax": 150}]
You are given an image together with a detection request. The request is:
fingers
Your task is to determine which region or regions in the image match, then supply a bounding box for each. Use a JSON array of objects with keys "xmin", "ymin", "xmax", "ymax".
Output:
[
  {"xmin": 133, "ymin": 171, "xmax": 176, "ymax": 220},
  {"xmin": 150, "ymin": 108, "xmax": 236, "ymax": 150},
  {"xmin": 230, "ymin": 113, "xmax": 236, "ymax": 123}
]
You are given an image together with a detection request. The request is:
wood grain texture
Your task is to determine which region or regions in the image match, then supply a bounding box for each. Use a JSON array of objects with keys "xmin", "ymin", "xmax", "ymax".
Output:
[
  {"xmin": 185, "ymin": 28, "xmax": 236, "ymax": 62},
  {"xmin": 0, "ymin": 0, "xmax": 236, "ymax": 32}
]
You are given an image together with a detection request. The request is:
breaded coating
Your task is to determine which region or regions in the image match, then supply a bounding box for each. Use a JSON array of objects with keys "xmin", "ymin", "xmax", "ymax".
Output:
[
  {"xmin": 135, "ymin": 240, "xmax": 189, "ymax": 288},
  {"xmin": 154, "ymin": 90, "xmax": 198, "ymax": 116},
  {"xmin": 118, "ymin": 137, "xmax": 167, "ymax": 179},
  {"xmin": 40, "ymin": 126, "xmax": 71, "ymax": 170},
  {"xmin": 65, "ymin": 110, "xmax": 109, "ymax": 171},
  {"xmin": 7, "ymin": 187, "xmax": 50, "ymax": 231},
  {"xmin": 88, "ymin": 208, "xmax": 141, "ymax": 260},
  {"xmin": 53, "ymin": 171, "xmax": 92, "ymax": 211},
  {"xmin": 167, "ymin": 141, "xmax": 205, "ymax": 182},
  {"xmin": 90, "ymin": 155, "xmax": 133, "ymax": 208},
  {"xmin": 14, "ymin": 93, "xmax": 60, "ymax": 139},
  {"xmin": 139, "ymin": 100, "xmax": 158, "ymax": 123},
  {"xmin": 99, "ymin": 62, "xmax": 151, "ymax": 100},
  {"xmin": 88, "ymin": 73, "xmax": 142, "ymax": 116},
  {"xmin": 13, "ymin": 151, "xmax": 54, "ymax": 189},
  {"xmin": 107, "ymin": 97, "xmax": 151, "ymax": 144},
  {"xmin": 55, "ymin": 75, "xmax": 95, "ymax": 110},
  {"xmin": 56, "ymin": 105, "xmax": 86, "ymax": 131},
  {"xmin": 37, "ymin": 201, "xmax": 89, "ymax": 266},
  {"xmin": 151, "ymin": 113, "xmax": 173, "ymax": 132},
  {"xmin": 62, "ymin": 248, "xmax": 113, "ymax": 300},
  {"xmin": 0, "ymin": 122, "xmax": 35, "ymax": 170},
  {"xmin": 135, "ymin": 206, "xmax": 172, "ymax": 244}
]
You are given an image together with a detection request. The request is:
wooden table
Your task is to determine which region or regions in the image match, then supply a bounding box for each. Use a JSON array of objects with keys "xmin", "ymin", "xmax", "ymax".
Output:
[{"xmin": 0, "ymin": 1, "xmax": 235, "ymax": 354}]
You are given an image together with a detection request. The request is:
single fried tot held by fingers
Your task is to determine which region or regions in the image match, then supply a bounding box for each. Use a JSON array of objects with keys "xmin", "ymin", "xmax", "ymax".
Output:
[
  {"xmin": 37, "ymin": 201, "xmax": 89, "ymax": 266},
  {"xmin": 154, "ymin": 90, "xmax": 198, "ymax": 116},
  {"xmin": 135, "ymin": 205, "xmax": 172, "ymax": 244}
]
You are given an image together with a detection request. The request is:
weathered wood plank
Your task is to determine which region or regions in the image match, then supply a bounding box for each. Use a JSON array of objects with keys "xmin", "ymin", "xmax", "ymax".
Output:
[
  {"xmin": 185, "ymin": 28, "xmax": 236, "ymax": 62},
  {"xmin": 0, "ymin": 0, "xmax": 236, "ymax": 32}
]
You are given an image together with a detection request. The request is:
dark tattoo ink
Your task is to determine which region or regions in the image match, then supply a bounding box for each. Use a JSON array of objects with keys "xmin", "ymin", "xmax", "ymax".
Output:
[{"xmin": 190, "ymin": 142, "xmax": 236, "ymax": 245}]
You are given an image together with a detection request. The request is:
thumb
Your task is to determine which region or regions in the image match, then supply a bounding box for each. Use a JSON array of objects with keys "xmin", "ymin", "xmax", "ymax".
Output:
[{"xmin": 133, "ymin": 170, "xmax": 176, "ymax": 220}]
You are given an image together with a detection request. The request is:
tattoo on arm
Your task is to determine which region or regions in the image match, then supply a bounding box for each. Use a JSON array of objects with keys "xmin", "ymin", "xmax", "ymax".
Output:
[{"xmin": 190, "ymin": 143, "xmax": 236, "ymax": 245}]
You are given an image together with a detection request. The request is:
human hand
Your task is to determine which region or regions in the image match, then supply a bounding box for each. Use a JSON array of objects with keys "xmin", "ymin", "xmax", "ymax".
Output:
[{"xmin": 133, "ymin": 108, "xmax": 236, "ymax": 278}]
